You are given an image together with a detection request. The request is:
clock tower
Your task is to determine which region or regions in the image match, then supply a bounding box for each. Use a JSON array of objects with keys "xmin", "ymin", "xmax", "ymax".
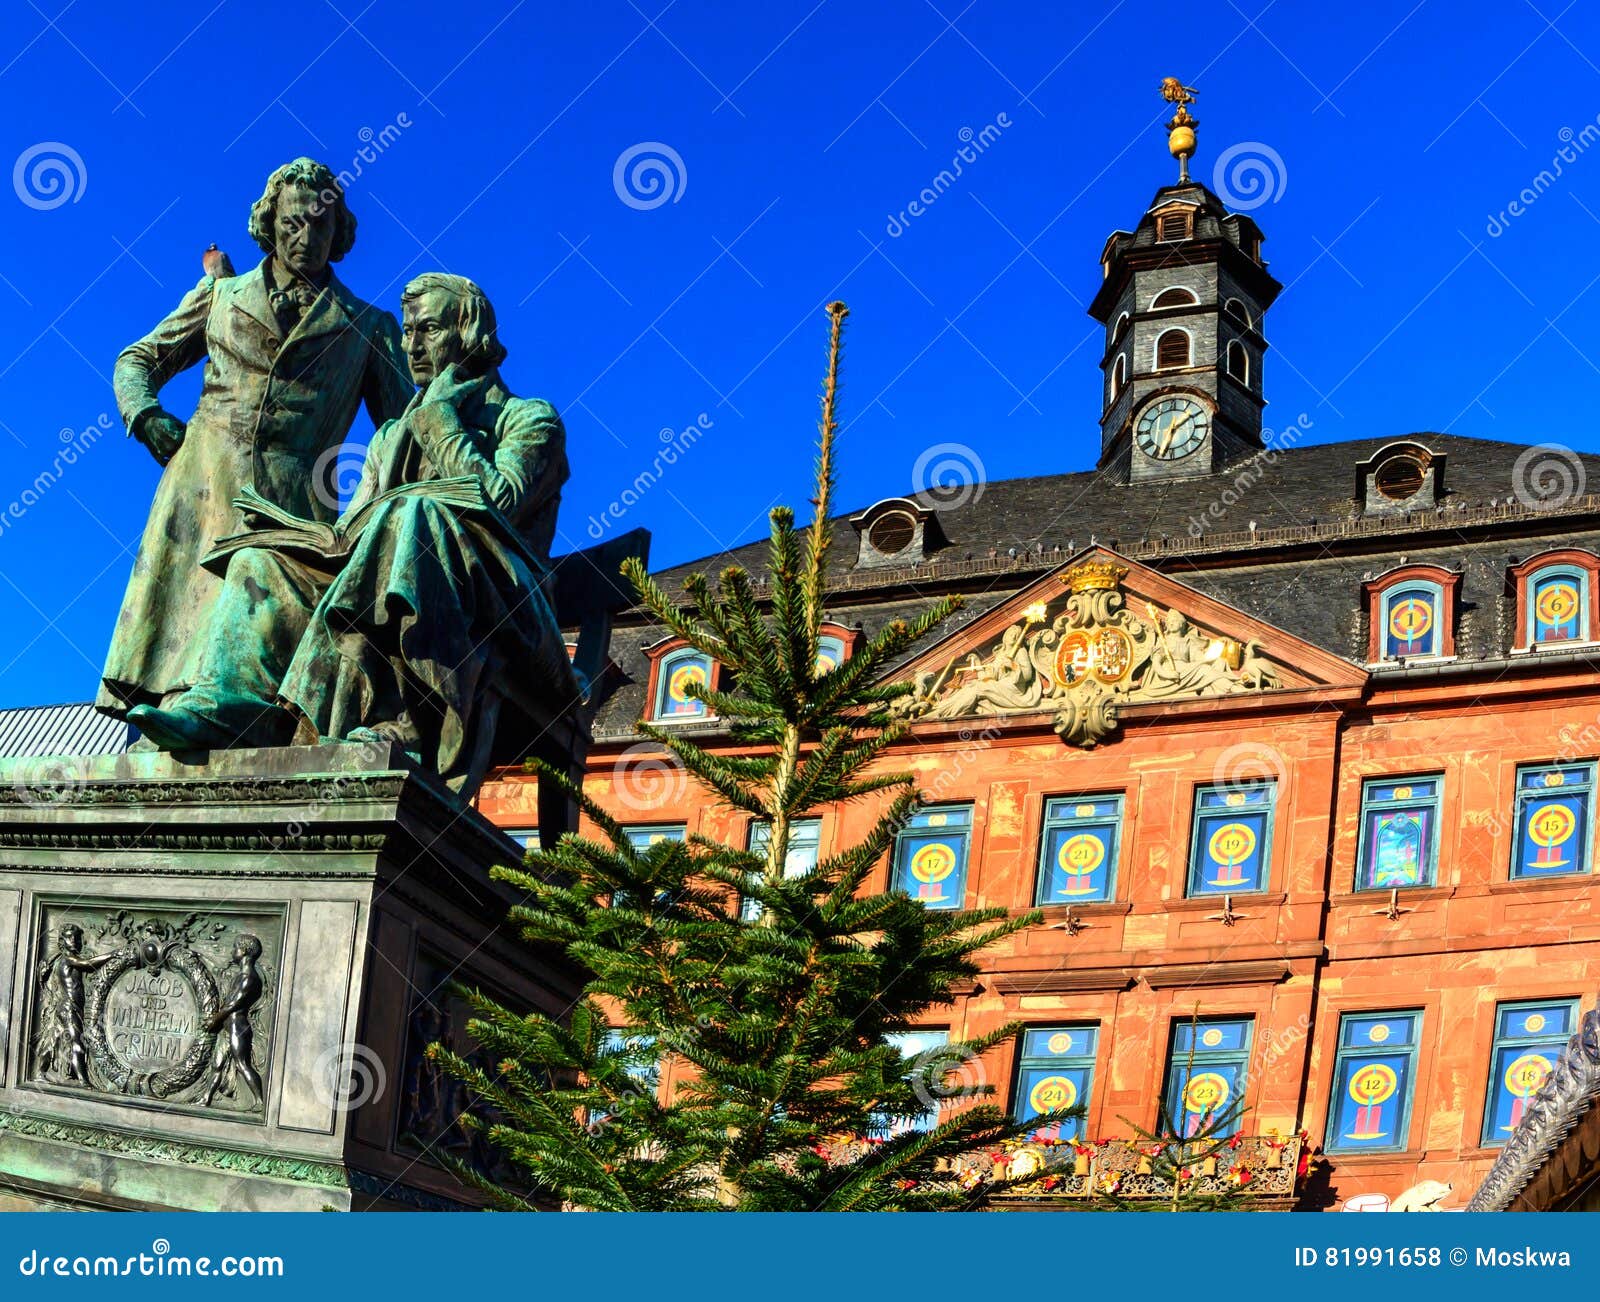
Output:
[{"xmin": 1088, "ymin": 81, "xmax": 1283, "ymax": 483}]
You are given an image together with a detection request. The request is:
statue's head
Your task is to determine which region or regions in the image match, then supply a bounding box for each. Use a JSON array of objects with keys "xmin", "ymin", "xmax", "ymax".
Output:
[
  {"xmin": 248, "ymin": 158, "xmax": 357, "ymax": 280},
  {"xmin": 400, "ymin": 272, "xmax": 506, "ymax": 386},
  {"xmin": 234, "ymin": 933, "xmax": 263, "ymax": 962},
  {"xmin": 58, "ymin": 924, "xmax": 82, "ymax": 953}
]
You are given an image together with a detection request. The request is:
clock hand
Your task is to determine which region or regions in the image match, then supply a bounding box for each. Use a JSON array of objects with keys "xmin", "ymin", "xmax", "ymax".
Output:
[{"xmin": 1159, "ymin": 413, "xmax": 1189, "ymax": 455}]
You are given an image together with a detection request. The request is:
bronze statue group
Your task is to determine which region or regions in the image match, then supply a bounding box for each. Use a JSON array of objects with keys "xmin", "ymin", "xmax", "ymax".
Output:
[{"xmin": 99, "ymin": 158, "xmax": 579, "ymax": 797}]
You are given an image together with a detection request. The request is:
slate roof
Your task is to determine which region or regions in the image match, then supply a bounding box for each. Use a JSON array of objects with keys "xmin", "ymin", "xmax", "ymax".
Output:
[
  {"xmin": 587, "ymin": 433, "xmax": 1600, "ymax": 736},
  {"xmin": 0, "ymin": 702, "xmax": 136, "ymax": 758}
]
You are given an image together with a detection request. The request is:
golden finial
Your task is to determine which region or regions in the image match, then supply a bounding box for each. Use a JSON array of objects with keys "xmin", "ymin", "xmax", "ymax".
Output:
[{"xmin": 1160, "ymin": 78, "xmax": 1199, "ymax": 184}]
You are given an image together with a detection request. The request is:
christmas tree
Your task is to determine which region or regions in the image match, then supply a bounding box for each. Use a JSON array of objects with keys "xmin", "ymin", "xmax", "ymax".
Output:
[{"xmin": 430, "ymin": 302, "xmax": 1074, "ymax": 1210}]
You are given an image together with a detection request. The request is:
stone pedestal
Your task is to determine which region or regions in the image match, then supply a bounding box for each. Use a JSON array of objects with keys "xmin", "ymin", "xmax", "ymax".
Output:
[{"xmin": 0, "ymin": 742, "xmax": 581, "ymax": 1211}]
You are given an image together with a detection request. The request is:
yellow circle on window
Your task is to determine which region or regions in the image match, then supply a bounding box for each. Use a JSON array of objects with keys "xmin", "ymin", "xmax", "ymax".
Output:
[
  {"xmin": 1368, "ymin": 1023, "xmax": 1391, "ymax": 1043},
  {"xmin": 909, "ymin": 842, "xmax": 957, "ymax": 885},
  {"xmin": 1046, "ymin": 1031, "xmax": 1074, "ymax": 1054},
  {"xmin": 1201, "ymin": 1027, "xmax": 1224, "ymax": 1048},
  {"xmin": 1536, "ymin": 581, "xmax": 1580, "ymax": 626},
  {"xmin": 1208, "ymin": 822, "xmax": 1257, "ymax": 866},
  {"xmin": 1388, "ymin": 597, "xmax": 1434, "ymax": 641},
  {"xmin": 1028, "ymin": 1074, "xmax": 1078, "ymax": 1114},
  {"xmin": 1543, "ymin": 771, "xmax": 1567, "ymax": 788},
  {"xmin": 1504, "ymin": 1052, "xmax": 1553, "ymax": 1099},
  {"xmin": 1392, "ymin": 786, "xmax": 1413, "ymax": 800},
  {"xmin": 1183, "ymin": 1071, "xmax": 1231, "ymax": 1114},
  {"xmin": 1348, "ymin": 1063, "xmax": 1398, "ymax": 1106},
  {"xmin": 1524, "ymin": 1013, "xmax": 1548, "ymax": 1034},
  {"xmin": 1529, "ymin": 803, "xmax": 1578, "ymax": 850},
  {"xmin": 1058, "ymin": 833, "xmax": 1106, "ymax": 876},
  {"xmin": 667, "ymin": 660, "xmax": 707, "ymax": 705},
  {"xmin": 1075, "ymin": 803, "xmax": 1098, "ymax": 818}
]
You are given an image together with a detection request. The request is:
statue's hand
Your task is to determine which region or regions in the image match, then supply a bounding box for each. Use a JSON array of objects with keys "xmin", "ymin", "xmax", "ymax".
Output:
[
  {"xmin": 420, "ymin": 362, "xmax": 473, "ymax": 412},
  {"xmin": 135, "ymin": 409, "xmax": 187, "ymax": 466}
]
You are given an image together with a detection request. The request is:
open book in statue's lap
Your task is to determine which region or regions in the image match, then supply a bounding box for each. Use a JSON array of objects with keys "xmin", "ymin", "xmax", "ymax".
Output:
[{"xmin": 128, "ymin": 275, "xmax": 581, "ymax": 797}]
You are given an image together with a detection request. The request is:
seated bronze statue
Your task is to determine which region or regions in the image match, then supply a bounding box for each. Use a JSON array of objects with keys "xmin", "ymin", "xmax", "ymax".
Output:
[{"xmin": 128, "ymin": 273, "xmax": 582, "ymax": 795}]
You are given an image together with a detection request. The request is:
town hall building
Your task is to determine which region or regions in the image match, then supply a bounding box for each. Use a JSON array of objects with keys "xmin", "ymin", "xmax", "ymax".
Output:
[{"xmin": 480, "ymin": 107, "xmax": 1600, "ymax": 1209}]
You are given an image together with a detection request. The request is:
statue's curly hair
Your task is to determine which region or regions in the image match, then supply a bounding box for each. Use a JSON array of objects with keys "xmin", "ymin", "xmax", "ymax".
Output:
[
  {"xmin": 247, "ymin": 158, "xmax": 357, "ymax": 262},
  {"xmin": 401, "ymin": 273, "xmax": 508, "ymax": 370}
]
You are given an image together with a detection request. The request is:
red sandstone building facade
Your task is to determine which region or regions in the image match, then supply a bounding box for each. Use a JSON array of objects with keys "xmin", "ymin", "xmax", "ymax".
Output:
[{"xmin": 482, "ymin": 168, "xmax": 1600, "ymax": 1210}]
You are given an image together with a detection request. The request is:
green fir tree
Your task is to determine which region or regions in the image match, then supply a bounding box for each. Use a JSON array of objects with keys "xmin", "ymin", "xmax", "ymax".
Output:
[{"xmin": 429, "ymin": 302, "xmax": 1076, "ymax": 1210}]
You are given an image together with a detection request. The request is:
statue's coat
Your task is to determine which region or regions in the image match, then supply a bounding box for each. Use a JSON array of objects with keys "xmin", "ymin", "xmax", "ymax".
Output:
[{"xmin": 99, "ymin": 259, "xmax": 409, "ymax": 712}]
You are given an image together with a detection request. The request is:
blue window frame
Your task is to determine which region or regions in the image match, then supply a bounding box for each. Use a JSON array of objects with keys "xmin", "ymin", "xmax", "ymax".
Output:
[
  {"xmin": 1355, "ymin": 777, "xmax": 1441, "ymax": 891},
  {"xmin": 1381, "ymin": 582, "xmax": 1443, "ymax": 659},
  {"xmin": 1036, "ymin": 796, "xmax": 1123, "ymax": 905},
  {"xmin": 1325, "ymin": 1010, "xmax": 1421, "ymax": 1155},
  {"xmin": 816, "ymin": 633, "xmax": 847, "ymax": 674},
  {"xmin": 1481, "ymin": 999, "xmax": 1578, "ymax": 1146},
  {"xmin": 1187, "ymin": 782, "xmax": 1275, "ymax": 896},
  {"xmin": 1512, "ymin": 763, "xmax": 1595, "ymax": 879},
  {"xmin": 892, "ymin": 805, "xmax": 972, "ymax": 911},
  {"xmin": 1014, "ymin": 1025, "xmax": 1098, "ymax": 1138},
  {"xmin": 653, "ymin": 647, "xmax": 712, "ymax": 720},
  {"xmin": 623, "ymin": 824, "xmax": 685, "ymax": 850},
  {"xmin": 741, "ymin": 817, "xmax": 822, "ymax": 921},
  {"xmin": 873, "ymin": 1030, "xmax": 949, "ymax": 1136},
  {"xmin": 1529, "ymin": 566, "xmax": 1588, "ymax": 645},
  {"xmin": 1161, "ymin": 1017, "xmax": 1252, "ymax": 1139},
  {"xmin": 504, "ymin": 827, "xmax": 539, "ymax": 848}
]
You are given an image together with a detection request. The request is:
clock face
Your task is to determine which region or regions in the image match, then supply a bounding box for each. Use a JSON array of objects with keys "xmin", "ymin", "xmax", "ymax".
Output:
[{"xmin": 1135, "ymin": 395, "xmax": 1210, "ymax": 461}]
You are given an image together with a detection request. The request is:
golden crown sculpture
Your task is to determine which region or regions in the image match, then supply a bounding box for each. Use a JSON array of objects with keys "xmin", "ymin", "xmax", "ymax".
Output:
[{"xmin": 1061, "ymin": 560, "xmax": 1129, "ymax": 594}]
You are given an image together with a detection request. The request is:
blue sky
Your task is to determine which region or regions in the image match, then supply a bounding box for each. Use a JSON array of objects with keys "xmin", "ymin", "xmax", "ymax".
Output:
[{"xmin": 1, "ymin": 0, "xmax": 1599, "ymax": 707}]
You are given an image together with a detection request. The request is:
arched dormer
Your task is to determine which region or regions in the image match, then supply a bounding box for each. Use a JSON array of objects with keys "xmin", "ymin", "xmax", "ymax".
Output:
[
  {"xmin": 642, "ymin": 637, "xmax": 722, "ymax": 723},
  {"xmin": 1509, "ymin": 549, "xmax": 1600, "ymax": 651},
  {"xmin": 1355, "ymin": 442, "xmax": 1446, "ymax": 515},
  {"xmin": 1155, "ymin": 328, "xmax": 1191, "ymax": 370},
  {"xmin": 848, "ymin": 497, "xmax": 943, "ymax": 569},
  {"xmin": 1150, "ymin": 286, "xmax": 1199, "ymax": 310},
  {"xmin": 1364, "ymin": 564, "xmax": 1460, "ymax": 663}
]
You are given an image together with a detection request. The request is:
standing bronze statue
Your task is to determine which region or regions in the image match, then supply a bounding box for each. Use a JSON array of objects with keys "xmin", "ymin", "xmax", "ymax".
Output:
[
  {"xmin": 128, "ymin": 273, "xmax": 581, "ymax": 796},
  {"xmin": 203, "ymin": 933, "xmax": 265, "ymax": 1108},
  {"xmin": 34, "ymin": 925, "xmax": 114, "ymax": 1085},
  {"xmin": 98, "ymin": 158, "xmax": 410, "ymax": 718}
]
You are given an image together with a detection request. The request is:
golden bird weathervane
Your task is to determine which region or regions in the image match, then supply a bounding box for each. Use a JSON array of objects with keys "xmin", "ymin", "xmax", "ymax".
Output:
[{"xmin": 1160, "ymin": 77, "xmax": 1199, "ymax": 183}]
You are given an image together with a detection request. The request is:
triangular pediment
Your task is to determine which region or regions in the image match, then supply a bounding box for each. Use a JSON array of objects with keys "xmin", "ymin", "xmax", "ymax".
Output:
[{"xmin": 887, "ymin": 548, "xmax": 1366, "ymax": 746}]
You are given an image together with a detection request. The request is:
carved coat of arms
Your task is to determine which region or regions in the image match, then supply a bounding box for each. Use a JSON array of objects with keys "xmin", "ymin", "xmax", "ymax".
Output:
[{"xmin": 893, "ymin": 560, "xmax": 1281, "ymax": 746}]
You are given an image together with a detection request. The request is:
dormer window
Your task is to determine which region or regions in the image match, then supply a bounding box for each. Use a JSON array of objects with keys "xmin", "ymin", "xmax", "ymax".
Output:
[
  {"xmin": 815, "ymin": 621, "xmax": 861, "ymax": 674},
  {"xmin": 1151, "ymin": 286, "xmax": 1198, "ymax": 310},
  {"xmin": 1224, "ymin": 297, "xmax": 1253, "ymax": 329},
  {"xmin": 1364, "ymin": 565, "xmax": 1459, "ymax": 663},
  {"xmin": 1108, "ymin": 353, "xmax": 1127, "ymax": 401},
  {"xmin": 1155, "ymin": 208, "xmax": 1192, "ymax": 242},
  {"xmin": 849, "ymin": 497, "xmax": 942, "ymax": 569},
  {"xmin": 1356, "ymin": 443, "xmax": 1445, "ymax": 516},
  {"xmin": 1510, "ymin": 550, "xmax": 1600, "ymax": 651},
  {"xmin": 1112, "ymin": 311, "xmax": 1130, "ymax": 343},
  {"xmin": 1155, "ymin": 329, "xmax": 1190, "ymax": 370},
  {"xmin": 643, "ymin": 640, "xmax": 720, "ymax": 722}
]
